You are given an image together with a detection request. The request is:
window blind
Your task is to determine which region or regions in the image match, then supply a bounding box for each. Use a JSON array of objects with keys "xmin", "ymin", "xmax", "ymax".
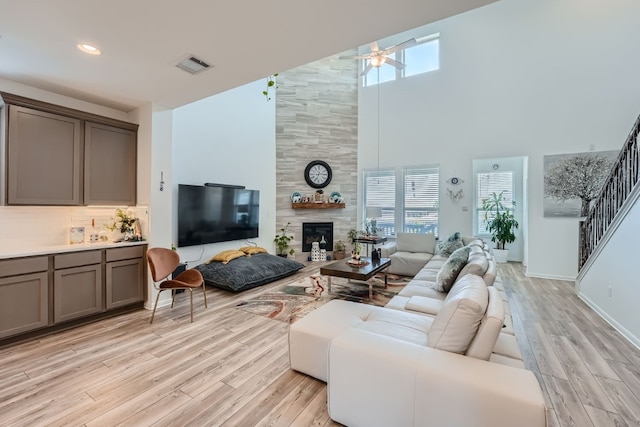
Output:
[{"xmin": 476, "ymin": 171, "xmax": 514, "ymax": 234}]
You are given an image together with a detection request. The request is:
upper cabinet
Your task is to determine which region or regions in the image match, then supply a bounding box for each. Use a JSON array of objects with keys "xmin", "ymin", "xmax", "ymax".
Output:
[
  {"xmin": 7, "ymin": 106, "xmax": 82, "ymax": 205},
  {"xmin": 84, "ymin": 122, "xmax": 136, "ymax": 205},
  {"xmin": 1, "ymin": 92, "xmax": 138, "ymax": 206}
]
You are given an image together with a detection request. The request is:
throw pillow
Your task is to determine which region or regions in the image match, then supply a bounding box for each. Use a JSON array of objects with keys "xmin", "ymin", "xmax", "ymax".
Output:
[
  {"xmin": 446, "ymin": 231, "xmax": 461, "ymax": 242},
  {"xmin": 436, "ymin": 231, "xmax": 463, "ymax": 256},
  {"xmin": 433, "ymin": 246, "xmax": 471, "ymax": 292},
  {"xmin": 207, "ymin": 249, "xmax": 246, "ymax": 265},
  {"xmin": 239, "ymin": 246, "xmax": 268, "ymax": 255},
  {"xmin": 437, "ymin": 239, "xmax": 464, "ymax": 257}
]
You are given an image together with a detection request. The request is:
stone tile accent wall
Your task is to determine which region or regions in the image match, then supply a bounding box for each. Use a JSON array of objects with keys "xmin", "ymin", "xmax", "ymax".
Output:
[{"xmin": 276, "ymin": 50, "xmax": 359, "ymax": 260}]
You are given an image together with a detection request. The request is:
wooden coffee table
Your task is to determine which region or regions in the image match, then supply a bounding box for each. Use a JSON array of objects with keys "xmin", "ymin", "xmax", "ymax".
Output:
[{"xmin": 320, "ymin": 257, "xmax": 391, "ymax": 299}]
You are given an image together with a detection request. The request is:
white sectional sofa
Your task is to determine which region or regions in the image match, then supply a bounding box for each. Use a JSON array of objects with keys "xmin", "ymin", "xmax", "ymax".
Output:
[{"xmin": 288, "ymin": 234, "xmax": 546, "ymax": 426}]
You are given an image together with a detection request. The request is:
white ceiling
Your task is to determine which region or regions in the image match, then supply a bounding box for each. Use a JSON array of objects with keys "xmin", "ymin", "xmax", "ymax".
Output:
[{"xmin": 0, "ymin": 0, "xmax": 497, "ymax": 112}]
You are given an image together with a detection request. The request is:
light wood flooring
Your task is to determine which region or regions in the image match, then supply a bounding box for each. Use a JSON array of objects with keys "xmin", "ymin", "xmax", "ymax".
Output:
[{"xmin": 0, "ymin": 263, "xmax": 639, "ymax": 426}]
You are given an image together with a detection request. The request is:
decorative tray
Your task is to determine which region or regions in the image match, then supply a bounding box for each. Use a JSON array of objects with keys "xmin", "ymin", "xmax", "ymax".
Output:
[{"xmin": 346, "ymin": 259, "xmax": 369, "ymax": 267}]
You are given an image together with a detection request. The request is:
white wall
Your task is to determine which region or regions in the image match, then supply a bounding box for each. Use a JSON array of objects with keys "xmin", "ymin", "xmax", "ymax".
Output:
[
  {"xmin": 578, "ymin": 197, "xmax": 640, "ymax": 348},
  {"xmin": 358, "ymin": 0, "xmax": 640, "ymax": 280},
  {"xmin": 172, "ymin": 80, "xmax": 276, "ymax": 266}
]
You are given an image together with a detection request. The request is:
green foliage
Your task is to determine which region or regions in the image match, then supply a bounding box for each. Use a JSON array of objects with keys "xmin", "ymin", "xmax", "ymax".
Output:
[
  {"xmin": 106, "ymin": 208, "xmax": 136, "ymax": 233},
  {"xmin": 352, "ymin": 241, "xmax": 362, "ymax": 255},
  {"xmin": 482, "ymin": 192, "xmax": 519, "ymax": 250},
  {"xmin": 274, "ymin": 221, "xmax": 295, "ymax": 256},
  {"xmin": 347, "ymin": 228, "xmax": 360, "ymax": 242},
  {"xmin": 334, "ymin": 240, "xmax": 346, "ymax": 251},
  {"xmin": 263, "ymin": 73, "xmax": 279, "ymax": 101}
]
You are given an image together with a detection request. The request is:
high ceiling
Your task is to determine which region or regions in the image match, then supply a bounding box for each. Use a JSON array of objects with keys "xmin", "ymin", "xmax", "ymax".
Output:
[{"xmin": 0, "ymin": 0, "xmax": 497, "ymax": 112}]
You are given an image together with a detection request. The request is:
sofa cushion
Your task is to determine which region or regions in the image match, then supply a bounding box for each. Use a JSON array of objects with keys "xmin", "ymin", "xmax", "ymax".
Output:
[
  {"xmin": 289, "ymin": 299, "xmax": 376, "ymax": 381},
  {"xmin": 357, "ymin": 307, "xmax": 433, "ymax": 346},
  {"xmin": 414, "ymin": 268, "xmax": 440, "ymax": 282},
  {"xmin": 398, "ymin": 281, "xmax": 447, "ymax": 299},
  {"xmin": 465, "ymin": 286, "xmax": 504, "ymax": 360},
  {"xmin": 484, "ymin": 259, "xmax": 497, "ymax": 286},
  {"xmin": 433, "ymin": 246, "xmax": 470, "ymax": 292},
  {"xmin": 462, "ymin": 236, "xmax": 482, "ymax": 246},
  {"xmin": 406, "ymin": 296, "xmax": 443, "ymax": 316},
  {"xmin": 427, "ymin": 274, "xmax": 488, "ymax": 354},
  {"xmin": 389, "ymin": 251, "xmax": 433, "ymax": 277},
  {"xmin": 455, "ymin": 253, "xmax": 489, "ymax": 282},
  {"xmin": 396, "ymin": 233, "xmax": 436, "ymax": 254}
]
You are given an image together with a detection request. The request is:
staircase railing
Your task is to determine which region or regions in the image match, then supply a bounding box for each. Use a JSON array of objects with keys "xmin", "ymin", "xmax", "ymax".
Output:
[{"xmin": 579, "ymin": 114, "xmax": 640, "ymax": 269}]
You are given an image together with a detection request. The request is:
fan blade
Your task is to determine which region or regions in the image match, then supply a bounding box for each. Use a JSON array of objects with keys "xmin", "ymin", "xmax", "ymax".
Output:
[
  {"xmin": 360, "ymin": 63, "xmax": 374, "ymax": 76},
  {"xmin": 384, "ymin": 57, "xmax": 406, "ymax": 70},
  {"xmin": 384, "ymin": 38, "xmax": 417, "ymax": 54},
  {"xmin": 370, "ymin": 41, "xmax": 380, "ymax": 52},
  {"xmin": 340, "ymin": 53, "xmax": 373, "ymax": 60}
]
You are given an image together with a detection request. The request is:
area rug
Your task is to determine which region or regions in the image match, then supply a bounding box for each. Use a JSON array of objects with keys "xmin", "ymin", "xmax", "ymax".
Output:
[{"xmin": 234, "ymin": 273, "xmax": 411, "ymax": 324}]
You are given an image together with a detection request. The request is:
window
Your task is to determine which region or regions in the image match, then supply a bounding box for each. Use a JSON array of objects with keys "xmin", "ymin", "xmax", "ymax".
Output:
[
  {"xmin": 404, "ymin": 38, "xmax": 439, "ymax": 78},
  {"xmin": 363, "ymin": 169, "xmax": 396, "ymax": 235},
  {"xmin": 363, "ymin": 34, "xmax": 439, "ymax": 87},
  {"xmin": 363, "ymin": 166, "xmax": 439, "ymax": 237},
  {"xmin": 404, "ymin": 167, "xmax": 439, "ymax": 235},
  {"xmin": 475, "ymin": 171, "xmax": 514, "ymax": 235}
]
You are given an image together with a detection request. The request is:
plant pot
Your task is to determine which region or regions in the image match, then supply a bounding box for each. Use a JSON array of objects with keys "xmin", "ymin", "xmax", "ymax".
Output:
[
  {"xmin": 333, "ymin": 250, "xmax": 346, "ymax": 260},
  {"xmin": 492, "ymin": 248, "xmax": 509, "ymax": 263}
]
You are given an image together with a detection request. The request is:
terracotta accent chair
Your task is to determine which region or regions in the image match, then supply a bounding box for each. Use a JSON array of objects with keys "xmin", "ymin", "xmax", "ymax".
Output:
[{"xmin": 147, "ymin": 247, "xmax": 207, "ymax": 323}]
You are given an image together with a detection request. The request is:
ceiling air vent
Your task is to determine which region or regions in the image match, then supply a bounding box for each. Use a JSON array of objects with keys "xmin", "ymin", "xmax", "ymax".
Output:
[{"xmin": 175, "ymin": 55, "xmax": 211, "ymax": 75}]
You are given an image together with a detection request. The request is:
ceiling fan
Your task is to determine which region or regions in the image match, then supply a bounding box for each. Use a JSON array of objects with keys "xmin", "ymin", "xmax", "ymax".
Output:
[{"xmin": 347, "ymin": 38, "xmax": 417, "ymax": 76}]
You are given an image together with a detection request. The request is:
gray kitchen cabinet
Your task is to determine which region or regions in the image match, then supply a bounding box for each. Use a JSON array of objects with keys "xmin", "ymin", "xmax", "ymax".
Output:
[
  {"xmin": 84, "ymin": 122, "xmax": 137, "ymax": 206},
  {"xmin": 53, "ymin": 251, "xmax": 103, "ymax": 323},
  {"xmin": 0, "ymin": 256, "xmax": 49, "ymax": 339},
  {"xmin": 105, "ymin": 246, "xmax": 145, "ymax": 309},
  {"xmin": 0, "ymin": 245, "xmax": 146, "ymax": 343},
  {"xmin": 1, "ymin": 92, "xmax": 138, "ymax": 206},
  {"xmin": 7, "ymin": 105, "xmax": 82, "ymax": 205}
]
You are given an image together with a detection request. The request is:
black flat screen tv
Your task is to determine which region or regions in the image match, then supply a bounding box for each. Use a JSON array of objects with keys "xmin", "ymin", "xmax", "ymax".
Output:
[{"xmin": 178, "ymin": 184, "xmax": 260, "ymax": 247}]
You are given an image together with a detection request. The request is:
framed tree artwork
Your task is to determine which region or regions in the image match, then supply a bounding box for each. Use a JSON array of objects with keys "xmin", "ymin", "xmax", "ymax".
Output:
[{"xmin": 543, "ymin": 150, "xmax": 618, "ymax": 217}]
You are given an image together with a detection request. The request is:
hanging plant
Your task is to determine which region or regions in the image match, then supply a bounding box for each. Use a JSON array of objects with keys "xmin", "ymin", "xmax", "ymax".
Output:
[{"xmin": 263, "ymin": 73, "xmax": 279, "ymax": 101}]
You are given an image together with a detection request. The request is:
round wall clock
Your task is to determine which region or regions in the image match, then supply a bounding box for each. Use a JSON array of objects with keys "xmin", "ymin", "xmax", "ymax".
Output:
[{"xmin": 304, "ymin": 160, "xmax": 332, "ymax": 189}]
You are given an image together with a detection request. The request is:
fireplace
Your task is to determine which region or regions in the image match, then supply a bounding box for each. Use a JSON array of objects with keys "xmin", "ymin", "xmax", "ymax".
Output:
[{"xmin": 302, "ymin": 222, "xmax": 334, "ymax": 252}]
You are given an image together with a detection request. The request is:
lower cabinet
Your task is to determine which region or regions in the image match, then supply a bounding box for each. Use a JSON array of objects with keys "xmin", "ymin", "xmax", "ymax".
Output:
[
  {"xmin": 53, "ymin": 264, "xmax": 103, "ymax": 323},
  {"xmin": 0, "ymin": 272, "xmax": 48, "ymax": 339},
  {"xmin": 0, "ymin": 245, "xmax": 146, "ymax": 342},
  {"xmin": 106, "ymin": 258, "xmax": 144, "ymax": 309}
]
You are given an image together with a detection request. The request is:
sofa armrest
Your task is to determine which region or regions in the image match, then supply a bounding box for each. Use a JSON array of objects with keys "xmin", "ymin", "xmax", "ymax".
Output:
[
  {"xmin": 328, "ymin": 329, "xmax": 546, "ymax": 427},
  {"xmin": 379, "ymin": 242, "xmax": 397, "ymax": 258}
]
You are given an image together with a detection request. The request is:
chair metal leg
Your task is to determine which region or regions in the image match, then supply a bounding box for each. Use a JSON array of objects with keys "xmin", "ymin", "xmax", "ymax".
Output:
[
  {"xmin": 189, "ymin": 289, "xmax": 194, "ymax": 322},
  {"xmin": 171, "ymin": 289, "xmax": 176, "ymax": 308},
  {"xmin": 150, "ymin": 289, "xmax": 163, "ymax": 324},
  {"xmin": 202, "ymin": 282, "xmax": 208, "ymax": 308}
]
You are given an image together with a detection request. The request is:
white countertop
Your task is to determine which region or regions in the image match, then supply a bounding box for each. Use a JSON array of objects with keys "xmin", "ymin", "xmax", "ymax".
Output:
[{"xmin": 0, "ymin": 240, "xmax": 147, "ymax": 260}]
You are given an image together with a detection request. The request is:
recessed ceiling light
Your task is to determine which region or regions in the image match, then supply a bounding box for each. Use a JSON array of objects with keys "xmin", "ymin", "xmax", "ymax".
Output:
[{"xmin": 77, "ymin": 43, "xmax": 101, "ymax": 56}]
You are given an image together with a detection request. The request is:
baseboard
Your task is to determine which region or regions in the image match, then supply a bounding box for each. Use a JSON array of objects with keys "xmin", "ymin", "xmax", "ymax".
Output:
[
  {"xmin": 578, "ymin": 292, "xmax": 640, "ymax": 351},
  {"xmin": 524, "ymin": 270, "xmax": 576, "ymax": 282}
]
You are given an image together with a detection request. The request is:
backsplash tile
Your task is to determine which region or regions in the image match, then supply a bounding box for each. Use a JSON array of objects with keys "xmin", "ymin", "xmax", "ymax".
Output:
[{"xmin": 0, "ymin": 205, "xmax": 149, "ymax": 251}]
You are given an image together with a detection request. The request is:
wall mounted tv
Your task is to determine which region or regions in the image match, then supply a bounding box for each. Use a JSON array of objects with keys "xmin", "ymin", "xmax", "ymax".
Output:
[{"xmin": 178, "ymin": 184, "xmax": 260, "ymax": 247}]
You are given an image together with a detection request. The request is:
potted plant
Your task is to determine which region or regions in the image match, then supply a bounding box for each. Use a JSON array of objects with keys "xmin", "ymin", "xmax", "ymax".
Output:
[
  {"xmin": 333, "ymin": 240, "xmax": 346, "ymax": 260},
  {"xmin": 351, "ymin": 241, "xmax": 362, "ymax": 260},
  {"xmin": 274, "ymin": 222, "xmax": 295, "ymax": 257},
  {"xmin": 482, "ymin": 191, "xmax": 519, "ymax": 263}
]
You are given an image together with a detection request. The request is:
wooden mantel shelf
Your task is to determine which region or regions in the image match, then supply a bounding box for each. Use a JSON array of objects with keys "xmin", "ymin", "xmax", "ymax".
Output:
[{"xmin": 291, "ymin": 202, "xmax": 346, "ymax": 209}]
